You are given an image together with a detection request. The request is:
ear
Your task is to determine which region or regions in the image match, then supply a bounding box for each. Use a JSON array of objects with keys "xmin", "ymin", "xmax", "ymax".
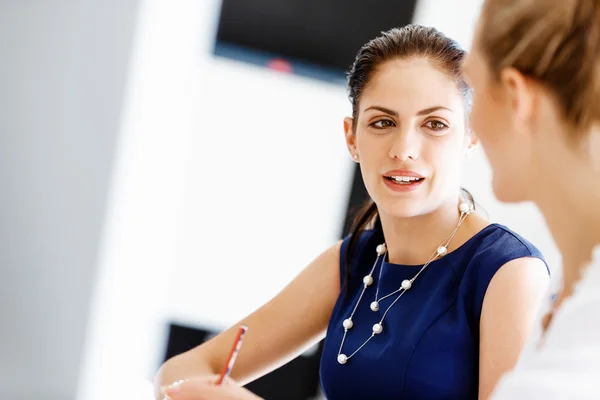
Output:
[
  {"xmin": 499, "ymin": 67, "xmax": 535, "ymax": 126},
  {"xmin": 344, "ymin": 117, "xmax": 359, "ymax": 161}
]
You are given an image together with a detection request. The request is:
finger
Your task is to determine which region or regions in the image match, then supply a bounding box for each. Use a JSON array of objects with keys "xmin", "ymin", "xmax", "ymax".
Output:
[
  {"xmin": 162, "ymin": 375, "xmax": 241, "ymax": 398},
  {"xmin": 160, "ymin": 374, "xmax": 224, "ymax": 394},
  {"xmin": 164, "ymin": 380, "xmax": 225, "ymax": 400}
]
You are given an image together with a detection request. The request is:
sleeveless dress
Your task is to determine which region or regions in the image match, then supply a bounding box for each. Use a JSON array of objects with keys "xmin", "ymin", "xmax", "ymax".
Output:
[{"xmin": 319, "ymin": 223, "xmax": 548, "ymax": 399}]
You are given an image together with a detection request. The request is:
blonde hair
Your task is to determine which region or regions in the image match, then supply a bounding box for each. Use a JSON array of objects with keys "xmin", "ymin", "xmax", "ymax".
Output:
[{"xmin": 479, "ymin": 0, "xmax": 600, "ymax": 134}]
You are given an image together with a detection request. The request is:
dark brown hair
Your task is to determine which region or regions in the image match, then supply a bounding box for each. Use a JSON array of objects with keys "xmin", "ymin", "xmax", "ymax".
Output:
[
  {"xmin": 479, "ymin": 0, "xmax": 600, "ymax": 134},
  {"xmin": 344, "ymin": 25, "xmax": 473, "ymax": 289}
]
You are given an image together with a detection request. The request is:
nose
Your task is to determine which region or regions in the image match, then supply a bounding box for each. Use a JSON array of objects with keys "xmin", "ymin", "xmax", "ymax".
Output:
[{"xmin": 389, "ymin": 126, "xmax": 420, "ymax": 161}]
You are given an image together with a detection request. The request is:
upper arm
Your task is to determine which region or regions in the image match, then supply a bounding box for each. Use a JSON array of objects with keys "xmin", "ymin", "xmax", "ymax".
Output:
[
  {"xmin": 160, "ymin": 240, "xmax": 344, "ymax": 387},
  {"xmin": 478, "ymin": 257, "xmax": 549, "ymax": 400}
]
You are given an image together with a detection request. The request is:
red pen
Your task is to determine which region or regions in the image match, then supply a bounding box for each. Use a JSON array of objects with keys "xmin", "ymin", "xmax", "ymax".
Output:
[{"xmin": 216, "ymin": 325, "xmax": 248, "ymax": 385}]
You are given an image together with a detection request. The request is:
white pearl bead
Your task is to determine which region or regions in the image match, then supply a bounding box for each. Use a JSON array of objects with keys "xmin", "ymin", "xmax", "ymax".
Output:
[
  {"xmin": 459, "ymin": 202, "xmax": 471, "ymax": 213},
  {"xmin": 372, "ymin": 323, "xmax": 383, "ymax": 334},
  {"xmin": 376, "ymin": 243, "xmax": 386, "ymax": 255},
  {"xmin": 337, "ymin": 354, "xmax": 348, "ymax": 364},
  {"xmin": 363, "ymin": 275, "xmax": 373, "ymax": 286},
  {"xmin": 437, "ymin": 246, "xmax": 447, "ymax": 256},
  {"xmin": 343, "ymin": 318, "xmax": 353, "ymax": 330},
  {"xmin": 370, "ymin": 301, "xmax": 379, "ymax": 311},
  {"xmin": 401, "ymin": 279, "xmax": 412, "ymax": 290}
]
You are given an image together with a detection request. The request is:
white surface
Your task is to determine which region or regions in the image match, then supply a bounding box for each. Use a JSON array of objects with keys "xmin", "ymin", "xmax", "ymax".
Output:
[{"xmin": 75, "ymin": 1, "xmax": 214, "ymax": 399}]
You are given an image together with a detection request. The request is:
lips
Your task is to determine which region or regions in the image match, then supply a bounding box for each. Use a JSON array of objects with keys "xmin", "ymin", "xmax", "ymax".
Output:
[{"xmin": 382, "ymin": 169, "xmax": 425, "ymax": 192}]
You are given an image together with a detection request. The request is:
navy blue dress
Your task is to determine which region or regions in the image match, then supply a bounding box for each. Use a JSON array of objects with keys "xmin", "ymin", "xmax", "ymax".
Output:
[{"xmin": 320, "ymin": 224, "xmax": 547, "ymax": 399}]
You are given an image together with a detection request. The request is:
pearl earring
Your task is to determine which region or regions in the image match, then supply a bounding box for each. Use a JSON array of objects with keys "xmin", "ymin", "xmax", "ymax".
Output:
[{"xmin": 353, "ymin": 154, "xmax": 358, "ymax": 160}]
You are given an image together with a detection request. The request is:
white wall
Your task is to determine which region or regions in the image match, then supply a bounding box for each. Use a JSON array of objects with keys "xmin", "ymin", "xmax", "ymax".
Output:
[
  {"xmin": 0, "ymin": 1, "xmax": 139, "ymax": 399},
  {"xmin": 168, "ymin": 57, "xmax": 354, "ymax": 330},
  {"xmin": 412, "ymin": 0, "xmax": 483, "ymax": 50}
]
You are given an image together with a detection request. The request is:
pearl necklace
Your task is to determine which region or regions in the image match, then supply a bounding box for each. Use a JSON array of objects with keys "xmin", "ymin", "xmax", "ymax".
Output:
[{"xmin": 336, "ymin": 202, "xmax": 473, "ymax": 365}]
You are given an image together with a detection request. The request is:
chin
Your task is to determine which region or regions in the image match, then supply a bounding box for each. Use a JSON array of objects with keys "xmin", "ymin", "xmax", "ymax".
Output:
[
  {"xmin": 492, "ymin": 175, "xmax": 527, "ymax": 203},
  {"xmin": 377, "ymin": 196, "xmax": 430, "ymax": 218}
]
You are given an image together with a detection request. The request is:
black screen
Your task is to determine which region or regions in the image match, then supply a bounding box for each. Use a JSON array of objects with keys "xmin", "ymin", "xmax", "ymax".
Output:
[{"xmin": 215, "ymin": 0, "xmax": 417, "ymax": 73}]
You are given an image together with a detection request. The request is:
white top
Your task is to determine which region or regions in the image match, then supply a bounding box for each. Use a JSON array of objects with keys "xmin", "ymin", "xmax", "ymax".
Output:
[{"xmin": 492, "ymin": 246, "xmax": 600, "ymax": 399}]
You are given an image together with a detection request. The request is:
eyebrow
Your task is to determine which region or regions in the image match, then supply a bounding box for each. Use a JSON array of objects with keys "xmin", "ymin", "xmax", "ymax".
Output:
[
  {"xmin": 416, "ymin": 106, "xmax": 453, "ymax": 116},
  {"xmin": 364, "ymin": 106, "xmax": 398, "ymax": 117},
  {"xmin": 364, "ymin": 105, "xmax": 453, "ymax": 117}
]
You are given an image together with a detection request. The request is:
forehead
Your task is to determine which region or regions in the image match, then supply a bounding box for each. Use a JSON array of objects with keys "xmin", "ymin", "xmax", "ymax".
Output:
[{"xmin": 360, "ymin": 58, "xmax": 464, "ymax": 112}]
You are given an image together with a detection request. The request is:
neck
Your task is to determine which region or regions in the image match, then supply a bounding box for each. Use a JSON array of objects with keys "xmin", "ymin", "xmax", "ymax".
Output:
[
  {"xmin": 535, "ymin": 184, "xmax": 600, "ymax": 296},
  {"xmin": 533, "ymin": 126, "xmax": 600, "ymax": 295},
  {"xmin": 379, "ymin": 198, "xmax": 464, "ymax": 265}
]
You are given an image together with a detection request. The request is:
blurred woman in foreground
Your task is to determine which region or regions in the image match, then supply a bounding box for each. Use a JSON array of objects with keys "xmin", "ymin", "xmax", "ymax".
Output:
[{"xmin": 461, "ymin": 0, "xmax": 600, "ymax": 397}]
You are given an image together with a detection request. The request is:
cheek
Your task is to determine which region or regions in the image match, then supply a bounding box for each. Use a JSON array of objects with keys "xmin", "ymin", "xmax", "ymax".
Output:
[
  {"xmin": 355, "ymin": 134, "xmax": 381, "ymax": 165},
  {"xmin": 425, "ymin": 137, "xmax": 464, "ymax": 184},
  {"xmin": 470, "ymin": 94, "xmax": 492, "ymax": 142},
  {"xmin": 471, "ymin": 93, "xmax": 531, "ymax": 199},
  {"xmin": 355, "ymin": 134, "xmax": 385, "ymax": 185},
  {"xmin": 471, "ymin": 92, "xmax": 509, "ymax": 152}
]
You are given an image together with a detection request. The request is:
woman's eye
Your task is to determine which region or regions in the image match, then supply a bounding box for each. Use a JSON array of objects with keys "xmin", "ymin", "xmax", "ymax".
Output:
[
  {"xmin": 424, "ymin": 120, "xmax": 448, "ymax": 132},
  {"xmin": 371, "ymin": 119, "xmax": 395, "ymax": 129}
]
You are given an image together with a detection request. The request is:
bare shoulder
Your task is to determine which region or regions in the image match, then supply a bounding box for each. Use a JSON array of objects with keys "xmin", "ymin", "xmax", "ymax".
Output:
[
  {"xmin": 488, "ymin": 256, "xmax": 549, "ymax": 291},
  {"xmin": 478, "ymin": 254, "xmax": 550, "ymax": 400}
]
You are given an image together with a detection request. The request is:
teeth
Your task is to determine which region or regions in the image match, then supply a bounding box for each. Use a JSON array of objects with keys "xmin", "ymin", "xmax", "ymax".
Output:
[{"xmin": 391, "ymin": 176, "xmax": 420, "ymax": 182}]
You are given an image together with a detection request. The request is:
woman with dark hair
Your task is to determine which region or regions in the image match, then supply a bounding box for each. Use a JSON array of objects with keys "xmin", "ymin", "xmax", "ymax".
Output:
[{"xmin": 156, "ymin": 25, "xmax": 549, "ymax": 400}]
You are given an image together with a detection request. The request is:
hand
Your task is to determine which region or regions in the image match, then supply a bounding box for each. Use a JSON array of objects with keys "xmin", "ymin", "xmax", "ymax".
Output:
[{"xmin": 162, "ymin": 375, "xmax": 264, "ymax": 400}]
